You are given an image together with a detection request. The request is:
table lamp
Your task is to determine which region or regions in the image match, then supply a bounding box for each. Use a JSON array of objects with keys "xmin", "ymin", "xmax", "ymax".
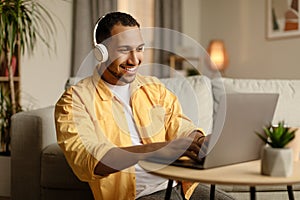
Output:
[{"xmin": 207, "ymin": 40, "xmax": 229, "ymax": 75}]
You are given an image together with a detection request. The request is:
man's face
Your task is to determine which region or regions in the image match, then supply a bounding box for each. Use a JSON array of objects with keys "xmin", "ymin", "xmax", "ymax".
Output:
[{"xmin": 101, "ymin": 24, "xmax": 144, "ymax": 85}]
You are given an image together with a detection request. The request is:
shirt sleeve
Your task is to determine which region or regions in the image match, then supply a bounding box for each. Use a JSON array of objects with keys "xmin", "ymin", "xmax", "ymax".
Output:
[{"xmin": 55, "ymin": 87, "xmax": 114, "ymax": 181}]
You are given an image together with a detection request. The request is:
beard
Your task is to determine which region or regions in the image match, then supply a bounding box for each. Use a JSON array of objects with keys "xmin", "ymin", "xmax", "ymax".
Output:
[{"xmin": 106, "ymin": 65, "xmax": 137, "ymax": 85}]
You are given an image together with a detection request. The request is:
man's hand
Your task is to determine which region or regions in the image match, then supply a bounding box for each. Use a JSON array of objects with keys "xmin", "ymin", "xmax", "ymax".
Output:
[
  {"xmin": 144, "ymin": 133, "xmax": 210, "ymax": 163},
  {"xmin": 188, "ymin": 130, "xmax": 209, "ymax": 161},
  {"xmin": 144, "ymin": 137, "xmax": 199, "ymax": 163}
]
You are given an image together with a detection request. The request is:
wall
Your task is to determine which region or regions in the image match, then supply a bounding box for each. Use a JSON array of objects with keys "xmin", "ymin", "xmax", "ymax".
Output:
[
  {"xmin": 20, "ymin": 0, "xmax": 73, "ymax": 109},
  {"xmin": 200, "ymin": 0, "xmax": 300, "ymax": 79},
  {"xmin": 182, "ymin": 0, "xmax": 202, "ymax": 43}
]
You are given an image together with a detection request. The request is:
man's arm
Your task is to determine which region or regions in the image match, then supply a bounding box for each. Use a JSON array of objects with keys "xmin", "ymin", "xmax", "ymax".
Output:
[{"xmin": 94, "ymin": 135, "xmax": 206, "ymax": 176}]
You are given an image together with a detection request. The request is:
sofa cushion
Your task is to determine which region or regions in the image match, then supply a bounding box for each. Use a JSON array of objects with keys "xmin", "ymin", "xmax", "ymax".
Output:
[
  {"xmin": 212, "ymin": 78, "xmax": 300, "ymax": 127},
  {"xmin": 41, "ymin": 143, "xmax": 91, "ymax": 190},
  {"xmin": 160, "ymin": 75, "xmax": 214, "ymax": 134}
]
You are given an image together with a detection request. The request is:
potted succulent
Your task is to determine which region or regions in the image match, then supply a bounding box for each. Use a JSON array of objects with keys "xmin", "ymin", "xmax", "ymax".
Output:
[
  {"xmin": 256, "ymin": 121, "xmax": 297, "ymax": 177},
  {"xmin": 0, "ymin": 0, "xmax": 58, "ymax": 155}
]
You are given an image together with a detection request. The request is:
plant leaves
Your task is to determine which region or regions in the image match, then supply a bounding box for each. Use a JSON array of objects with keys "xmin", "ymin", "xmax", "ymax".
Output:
[{"xmin": 255, "ymin": 121, "xmax": 296, "ymax": 148}]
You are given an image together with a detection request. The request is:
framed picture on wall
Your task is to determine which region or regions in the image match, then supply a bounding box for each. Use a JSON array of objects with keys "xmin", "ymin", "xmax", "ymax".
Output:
[{"xmin": 267, "ymin": 0, "xmax": 300, "ymax": 39}]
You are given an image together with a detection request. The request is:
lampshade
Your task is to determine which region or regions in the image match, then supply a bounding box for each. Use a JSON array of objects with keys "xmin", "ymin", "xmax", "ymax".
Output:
[{"xmin": 207, "ymin": 40, "xmax": 229, "ymax": 72}]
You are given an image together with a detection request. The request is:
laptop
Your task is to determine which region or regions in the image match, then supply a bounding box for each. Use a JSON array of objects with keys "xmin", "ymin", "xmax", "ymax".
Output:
[{"xmin": 151, "ymin": 93, "xmax": 279, "ymax": 169}]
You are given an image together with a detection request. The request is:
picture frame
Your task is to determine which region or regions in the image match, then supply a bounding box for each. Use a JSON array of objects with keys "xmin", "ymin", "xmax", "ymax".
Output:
[{"xmin": 266, "ymin": 0, "xmax": 300, "ymax": 39}]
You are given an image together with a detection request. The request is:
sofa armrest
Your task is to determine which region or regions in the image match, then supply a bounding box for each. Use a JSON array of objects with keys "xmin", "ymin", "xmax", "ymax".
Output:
[{"xmin": 11, "ymin": 106, "xmax": 56, "ymax": 200}]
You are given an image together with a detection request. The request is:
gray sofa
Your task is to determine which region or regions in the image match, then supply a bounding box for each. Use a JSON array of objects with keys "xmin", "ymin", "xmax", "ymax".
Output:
[
  {"xmin": 11, "ymin": 75, "xmax": 300, "ymax": 200},
  {"xmin": 10, "ymin": 106, "xmax": 94, "ymax": 200}
]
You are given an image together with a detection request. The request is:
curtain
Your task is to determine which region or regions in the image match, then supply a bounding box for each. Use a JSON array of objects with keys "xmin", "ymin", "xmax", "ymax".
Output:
[
  {"xmin": 71, "ymin": 0, "xmax": 117, "ymax": 76},
  {"xmin": 153, "ymin": 0, "xmax": 182, "ymax": 78}
]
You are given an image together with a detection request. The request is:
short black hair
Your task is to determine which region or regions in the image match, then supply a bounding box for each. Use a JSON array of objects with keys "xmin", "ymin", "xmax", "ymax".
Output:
[{"xmin": 95, "ymin": 12, "xmax": 140, "ymax": 43}]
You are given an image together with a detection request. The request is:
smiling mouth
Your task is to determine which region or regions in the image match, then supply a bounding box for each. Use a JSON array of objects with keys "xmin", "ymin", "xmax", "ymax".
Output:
[{"xmin": 120, "ymin": 65, "xmax": 138, "ymax": 72}]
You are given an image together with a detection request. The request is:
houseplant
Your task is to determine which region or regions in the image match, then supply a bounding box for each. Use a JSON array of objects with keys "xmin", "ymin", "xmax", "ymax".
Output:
[
  {"xmin": 0, "ymin": 84, "xmax": 22, "ymax": 155},
  {"xmin": 256, "ymin": 121, "xmax": 297, "ymax": 177},
  {"xmin": 0, "ymin": 0, "xmax": 58, "ymax": 155}
]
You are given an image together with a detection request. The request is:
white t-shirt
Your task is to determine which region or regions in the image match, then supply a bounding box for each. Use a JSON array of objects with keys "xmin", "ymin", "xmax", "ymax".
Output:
[{"xmin": 106, "ymin": 82, "xmax": 171, "ymax": 199}]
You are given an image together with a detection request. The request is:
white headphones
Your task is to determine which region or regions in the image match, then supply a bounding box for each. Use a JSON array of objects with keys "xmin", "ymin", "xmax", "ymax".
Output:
[{"xmin": 93, "ymin": 16, "xmax": 109, "ymax": 63}]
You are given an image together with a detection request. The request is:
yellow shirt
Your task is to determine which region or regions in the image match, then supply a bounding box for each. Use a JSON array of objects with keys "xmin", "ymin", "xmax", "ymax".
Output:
[{"xmin": 55, "ymin": 69, "xmax": 202, "ymax": 200}]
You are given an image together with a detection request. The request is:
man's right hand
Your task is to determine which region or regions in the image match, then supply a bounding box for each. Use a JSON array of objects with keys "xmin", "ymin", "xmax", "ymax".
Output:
[{"xmin": 144, "ymin": 137, "xmax": 203, "ymax": 163}]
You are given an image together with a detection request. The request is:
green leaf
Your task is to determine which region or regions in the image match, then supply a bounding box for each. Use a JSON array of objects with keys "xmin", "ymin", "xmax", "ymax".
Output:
[{"xmin": 255, "ymin": 131, "xmax": 268, "ymax": 144}]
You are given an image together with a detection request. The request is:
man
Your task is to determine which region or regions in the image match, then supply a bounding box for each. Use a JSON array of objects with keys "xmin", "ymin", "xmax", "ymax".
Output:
[{"xmin": 55, "ymin": 12, "xmax": 234, "ymax": 200}]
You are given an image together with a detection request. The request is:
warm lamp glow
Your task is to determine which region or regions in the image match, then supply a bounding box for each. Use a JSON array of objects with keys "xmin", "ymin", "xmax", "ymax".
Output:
[{"xmin": 207, "ymin": 40, "xmax": 229, "ymax": 72}]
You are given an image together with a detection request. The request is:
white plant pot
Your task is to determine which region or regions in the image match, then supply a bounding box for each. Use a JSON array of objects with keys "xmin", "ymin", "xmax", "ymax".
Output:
[{"xmin": 261, "ymin": 146, "xmax": 293, "ymax": 177}]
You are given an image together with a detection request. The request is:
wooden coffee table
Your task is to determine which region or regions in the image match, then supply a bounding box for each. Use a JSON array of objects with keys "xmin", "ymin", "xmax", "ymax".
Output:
[{"xmin": 139, "ymin": 160, "xmax": 300, "ymax": 200}]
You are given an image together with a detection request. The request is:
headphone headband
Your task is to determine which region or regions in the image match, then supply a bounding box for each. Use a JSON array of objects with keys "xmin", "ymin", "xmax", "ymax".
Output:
[
  {"xmin": 93, "ymin": 15, "xmax": 105, "ymax": 46},
  {"xmin": 93, "ymin": 15, "xmax": 108, "ymax": 63}
]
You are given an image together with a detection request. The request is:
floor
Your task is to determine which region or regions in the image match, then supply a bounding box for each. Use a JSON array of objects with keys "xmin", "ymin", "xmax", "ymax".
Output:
[{"xmin": 0, "ymin": 197, "xmax": 10, "ymax": 200}]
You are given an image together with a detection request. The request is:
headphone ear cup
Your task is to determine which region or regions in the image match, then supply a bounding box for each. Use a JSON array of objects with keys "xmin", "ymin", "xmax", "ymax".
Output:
[{"xmin": 94, "ymin": 44, "xmax": 108, "ymax": 62}]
